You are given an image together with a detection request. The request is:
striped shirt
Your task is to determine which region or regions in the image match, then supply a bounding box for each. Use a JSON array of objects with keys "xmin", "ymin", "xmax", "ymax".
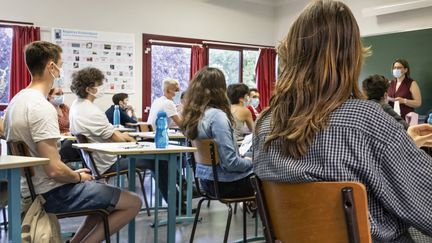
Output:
[{"xmin": 253, "ymin": 99, "xmax": 432, "ymax": 242}]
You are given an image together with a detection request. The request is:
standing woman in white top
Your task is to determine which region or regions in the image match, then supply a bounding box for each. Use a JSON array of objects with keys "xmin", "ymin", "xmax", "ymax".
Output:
[
  {"xmin": 387, "ymin": 59, "xmax": 422, "ymax": 119},
  {"xmin": 227, "ymin": 83, "xmax": 254, "ymax": 140}
]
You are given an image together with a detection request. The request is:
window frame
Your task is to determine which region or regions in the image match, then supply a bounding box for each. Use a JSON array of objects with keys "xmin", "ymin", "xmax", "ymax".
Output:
[
  {"xmin": 142, "ymin": 33, "xmax": 272, "ymax": 120},
  {"xmin": 0, "ymin": 24, "xmax": 14, "ymax": 111}
]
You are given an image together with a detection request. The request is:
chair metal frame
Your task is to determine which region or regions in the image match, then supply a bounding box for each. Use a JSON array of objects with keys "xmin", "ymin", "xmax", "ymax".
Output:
[
  {"xmin": 7, "ymin": 141, "xmax": 111, "ymax": 243},
  {"xmin": 189, "ymin": 139, "xmax": 255, "ymax": 243}
]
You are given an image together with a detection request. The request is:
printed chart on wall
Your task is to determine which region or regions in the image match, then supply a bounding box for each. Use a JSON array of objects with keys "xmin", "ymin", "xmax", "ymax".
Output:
[{"xmin": 52, "ymin": 28, "xmax": 135, "ymax": 93}]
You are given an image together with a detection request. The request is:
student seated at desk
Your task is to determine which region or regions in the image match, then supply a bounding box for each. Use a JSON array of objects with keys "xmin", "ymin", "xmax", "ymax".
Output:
[
  {"xmin": 227, "ymin": 83, "xmax": 254, "ymax": 140},
  {"xmin": 253, "ymin": 1, "xmax": 432, "ymax": 241},
  {"xmin": 4, "ymin": 41, "xmax": 141, "ymax": 243},
  {"xmin": 147, "ymin": 79, "xmax": 182, "ymax": 128},
  {"xmin": 105, "ymin": 93, "xmax": 137, "ymax": 126},
  {"xmin": 69, "ymin": 67, "xmax": 183, "ymax": 210},
  {"xmin": 362, "ymin": 74, "xmax": 409, "ymax": 130},
  {"xmin": 47, "ymin": 87, "xmax": 82, "ymax": 162},
  {"xmin": 181, "ymin": 67, "xmax": 254, "ymax": 198}
]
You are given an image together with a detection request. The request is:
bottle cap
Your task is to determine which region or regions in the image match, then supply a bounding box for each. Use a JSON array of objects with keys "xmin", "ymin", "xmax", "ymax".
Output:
[
  {"xmin": 157, "ymin": 111, "xmax": 167, "ymax": 117},
  {"xmin": 115, "ymin": 105, "xmax": 119, "ymax": 108}
]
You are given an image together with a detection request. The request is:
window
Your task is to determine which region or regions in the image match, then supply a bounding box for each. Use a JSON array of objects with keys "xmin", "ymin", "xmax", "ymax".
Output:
[
  {"xmin": 242, "ymin": 50, "xmax": 259, "ymax": 88},
  {"xmin": 0, "ymin": 27, "xmax": 13, "ymax": 105},
  {"xmin": 208, "ymin": 49, "xmax": 240, "ymax": 85},
  {"xmin": 150, "ymin": 45, "xmax": 191, "ymax": 102},
  {"xmin": 142, "ymin": 34, "xmax": 272, "ymax": 119}
]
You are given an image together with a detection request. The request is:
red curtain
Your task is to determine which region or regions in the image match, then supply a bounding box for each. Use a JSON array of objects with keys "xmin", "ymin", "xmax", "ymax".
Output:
[
  {"xmin": 256, "ymin": 48, "xmax": 277, "ymax": 110},
  {"xmin": 9, "ymin": 25, "xmax": 40, "ymax": 100},
  {"xmin": 190, "ymin": 45, "xmax": 208, "ymax": 80}
]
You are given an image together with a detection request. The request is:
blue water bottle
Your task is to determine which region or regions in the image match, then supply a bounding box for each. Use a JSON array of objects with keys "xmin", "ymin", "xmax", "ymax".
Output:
[
  {"xmin": 155, "ymin": 111, "xmax": 169, "ymax": 148},
  {"xmin": 113, "ymin": 105, "xmax": 120, "ymax": 127},
  {"xmin": 428, "ymin": 113, "xmax": 432, "ymax": 125}
]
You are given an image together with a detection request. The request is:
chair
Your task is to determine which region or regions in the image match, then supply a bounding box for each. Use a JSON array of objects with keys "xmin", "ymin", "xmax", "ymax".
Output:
[
  {"xmin": 138, "ymin": 123, "xmax": 153, "ymax": 132},
  {"xmin": 7, "ymin": 141, "xmax": 111, "ymax": 243},
  {"xmin": 189, "ymin": 139, "xmax": 255, "ymax": 243},
  {"xmin": 250, "ymin": 175, "xmax": 372, "ymax": 243},
  {"xmin": 74, "ymin": 134, "xmax": 151, "ymax": 216}
]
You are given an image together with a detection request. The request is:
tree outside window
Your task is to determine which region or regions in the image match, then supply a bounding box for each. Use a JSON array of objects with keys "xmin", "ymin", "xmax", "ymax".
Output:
[{"xmin": 0, "ymin": 27, "xmax": 12, "ymax": 105}]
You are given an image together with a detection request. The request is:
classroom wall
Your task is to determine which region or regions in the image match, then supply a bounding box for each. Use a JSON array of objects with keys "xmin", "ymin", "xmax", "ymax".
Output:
[
  {"xmin": 0, "ymin": 0, "xmax": 275, "ymax": 117},
  {"xmin": 274, "ymin": 0, "xmax": 432, "ymax": 42}
]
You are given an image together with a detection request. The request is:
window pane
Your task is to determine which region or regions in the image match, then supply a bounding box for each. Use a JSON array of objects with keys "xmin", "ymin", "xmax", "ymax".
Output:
[
  {"xmin": 0, "ymin": 27, "xmax": 13, "ymax": 104},
  {"xmin": 151, "ymin": 45, "xmax": 191, "ymax": 103},
  {"xmin": 243, "ymin": 50, "xmax": 259, "ymax": 88},
  {"xmin": 209, "ymin": 49, "xmax": 240, "ymax": 85}
]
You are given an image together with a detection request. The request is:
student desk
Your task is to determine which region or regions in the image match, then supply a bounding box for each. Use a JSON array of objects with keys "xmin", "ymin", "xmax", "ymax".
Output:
[
  {"xmin": 114, "ymin": 127, "xmax": 136, "ymax": 132},
  {"xmin": 128, "ymin": 131, "xmax": 186, "ymax": 140},
  {"xmin": 0, "ymin": 155, "xmax": 49, "ymax": 243},
  {"xmin": 72, "ymin": 142, "xmax": 196, "ymax": 243}
]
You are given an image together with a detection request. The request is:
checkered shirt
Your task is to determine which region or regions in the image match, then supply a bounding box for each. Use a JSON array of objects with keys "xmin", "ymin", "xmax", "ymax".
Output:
[{"xmin": 253, "ymin": 99, "xmax": 432, "ymax": 243}]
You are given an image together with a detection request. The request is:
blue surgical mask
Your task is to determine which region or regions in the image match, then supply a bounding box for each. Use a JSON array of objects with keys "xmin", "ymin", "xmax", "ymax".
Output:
[
  {"xmin": 392, "ymin": 69, "xmax": 402, "ymax": 79},
  {"xmin": 250, "ymin": 98, "xmax": 260, "ymax": 108},
  {"xmin": 243, "ymin": 96, "xmax": 250, "ymax": 107},
  {"xmin": 173, "ymin": 91, "xmax": 181, "ymax": 104},
  {"xmin": 51, "ymin": 95, "xmax": 64, "ymax": 106},
  {"xmin": 89, "ymin": 84, "xmax": 105, "ymax": 99}
]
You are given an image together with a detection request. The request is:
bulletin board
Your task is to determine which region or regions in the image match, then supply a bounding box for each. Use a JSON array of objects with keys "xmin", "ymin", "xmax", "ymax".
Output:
[{"xmin": 52, "ymin": 28, "xmax": 135, "ymax": 93}]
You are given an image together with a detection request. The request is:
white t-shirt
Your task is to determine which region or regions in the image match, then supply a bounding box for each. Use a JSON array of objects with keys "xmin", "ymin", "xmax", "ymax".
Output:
[
  {"xmin": 69, "ymin": 98, "xmax": 116, "ymax": 174},
  {"xmin": 147, "ymin": 96, "xmax": 178, "ymax": 128},
  {"xmin": 4, "ymin": 88, "xmax": 63, "ymax": 196}
]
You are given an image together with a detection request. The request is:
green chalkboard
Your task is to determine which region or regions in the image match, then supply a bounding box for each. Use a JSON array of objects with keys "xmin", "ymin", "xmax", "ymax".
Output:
[{"xmin": 360, "ymin": 28, "xmax": 432, "ymax": 114}]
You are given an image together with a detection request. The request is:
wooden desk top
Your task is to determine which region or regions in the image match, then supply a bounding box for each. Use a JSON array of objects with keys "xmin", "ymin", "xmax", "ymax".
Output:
[
  {"xmin": 72, "ymin": 142, "xmax": 196, "ymax": 155},
  {"xmin": 0, "ymin": 155, "xmax": 49, "ymax": 170},
  {"xmin": 60, "ymin": 135, "xmax": 77, "ymax": 141},
  {"xmin": 128, "ymin": 131, "xmax": 186, "ymax": 139}
]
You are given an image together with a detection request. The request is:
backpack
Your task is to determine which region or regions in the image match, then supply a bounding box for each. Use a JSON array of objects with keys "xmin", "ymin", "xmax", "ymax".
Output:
[{"xmin": 21, "ymin": 195, "xmax": 61, "ymax": 243}]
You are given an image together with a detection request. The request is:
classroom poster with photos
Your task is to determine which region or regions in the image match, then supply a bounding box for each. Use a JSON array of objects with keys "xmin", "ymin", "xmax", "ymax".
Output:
[{"xmin": 52, "ymin": 28, "xmax": 135, "ymax": 93}]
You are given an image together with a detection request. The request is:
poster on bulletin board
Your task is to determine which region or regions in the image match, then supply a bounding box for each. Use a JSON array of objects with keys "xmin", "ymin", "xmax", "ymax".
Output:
[{"xmin": 51, "ymin": 28, "xmax": 135, "ymax": 93}]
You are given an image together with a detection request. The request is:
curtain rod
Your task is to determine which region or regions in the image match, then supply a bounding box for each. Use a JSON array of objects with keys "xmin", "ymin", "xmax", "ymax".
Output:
[
  {"xmin": 202, "ymin": 41, "xmax": 273, "ymax": 49},
  {"xmin": 149, "ymin": 39, "xmax": 202, "ymax": 47},
  {"xmin": 0, "ymin": 20, "xmax": 34, "ymax": 26}
]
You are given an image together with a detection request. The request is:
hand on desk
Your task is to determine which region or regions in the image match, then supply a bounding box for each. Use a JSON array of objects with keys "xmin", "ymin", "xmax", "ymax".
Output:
[
  {"xmin": 407, "ymin": 124, "xmax": 432, "ymax": 148},
  {"xmin": 75, "ymin": 168, "xmax": 95, "ymax": 181}
]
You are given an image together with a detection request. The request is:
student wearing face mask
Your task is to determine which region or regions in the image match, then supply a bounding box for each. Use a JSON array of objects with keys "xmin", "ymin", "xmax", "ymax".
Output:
[
  {"xmin": 105, "ymin": 93, "xmax": 137, "ymax": 126},
  {"xmin": 227, "ymin": 83, "xmax": 254, "ymax": 140},
  {"xmin": 47, "ymin": 87, "xmax": 70, "ymax": 134},
  {"xmin": 147, "ymin": 79, "xmax": 182, "ymax": 128},
  {"xmin": 246, "ymin": 88, "xmax": 260, "ymax": 121},
  {"xmin": 387, "ymin": 59, "xmax": 422, "ymax": 119}
]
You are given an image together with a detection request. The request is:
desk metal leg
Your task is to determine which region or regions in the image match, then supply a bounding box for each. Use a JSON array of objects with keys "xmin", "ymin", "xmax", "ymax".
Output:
[
  {"xmin": 153, "ymin": 157, "xmax": 159, "ymax": 242},
  {"xmin": 186, "ymin": 157, "xmax": 193, "ymax": 216},
  {"xmin": 167, "ymin": 154, "xmax": 177, "ymax": 243},
  {"xmin": 128, "ymin": 158, "xmax": 136, "ymax": 243},
  {"xmin": 8, "ymin": 168, "xmax": 20, "ymax": 243}
]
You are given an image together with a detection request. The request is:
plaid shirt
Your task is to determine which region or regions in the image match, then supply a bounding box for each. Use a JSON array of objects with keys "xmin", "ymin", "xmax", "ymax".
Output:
[{"xmin": 253, "ymin": 99, "xmax": 432, "ymax": 243}]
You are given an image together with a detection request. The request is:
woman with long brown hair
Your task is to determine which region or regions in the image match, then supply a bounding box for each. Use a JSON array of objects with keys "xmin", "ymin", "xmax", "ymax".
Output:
[
  {"xmin": 181, "ymin": 67, "xmax": 254, "ymax": 198},
  {"xmin": 253, "ymin": 0, "xmax": 432, "ymax": 241}
]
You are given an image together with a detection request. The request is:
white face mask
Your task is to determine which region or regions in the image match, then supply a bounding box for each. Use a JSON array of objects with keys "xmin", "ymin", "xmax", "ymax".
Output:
[
  {"xmin": 89, "ymin": 84, "xmax": 105, "ymax": 99},
  {"xmin": 250, "ymin": 98, "xmax": 260, "ymax": 108},
  {"xmin": 392, "ymin": 69, "xmax": 403, "ymax": 79},
  {"xmin": 173, "ymin": 91, "xmax": 181, "ymax": 104},
  {"xmin": 50, "ymin": 63, "xmax": 64, "ymax": 88},
  {"xmin": 50, "ymin": 95, "xmax": 64, "ymax": 106}
]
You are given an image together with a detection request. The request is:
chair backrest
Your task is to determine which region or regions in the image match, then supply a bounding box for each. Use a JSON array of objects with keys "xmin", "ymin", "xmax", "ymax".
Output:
[
  {"xmin": 7, "ymin": 141, "xmax": 37, "ymax": 201},
  {"xmin": 74, "ymin": 134, "xmax": 102, "ymax": 178},
  {"xmin": 190, "ymin": 139, "xmax": 220, "ymax": 166},
  {"xmin": 252, "ymin": 176, "xmax": 372, "ymax": 243},
  {"xmin": 190, "ymin": 139, "xmax": 222, "ymax": 198},
  {"xmin": 138, "ymin": 123, "xmax": 153, "ymax": 132}
]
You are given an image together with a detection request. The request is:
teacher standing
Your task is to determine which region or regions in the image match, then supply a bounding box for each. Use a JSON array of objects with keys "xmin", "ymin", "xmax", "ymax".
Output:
[{"xmin": 387, "ymin": 59, "xmax": 422, "ymax": 119}]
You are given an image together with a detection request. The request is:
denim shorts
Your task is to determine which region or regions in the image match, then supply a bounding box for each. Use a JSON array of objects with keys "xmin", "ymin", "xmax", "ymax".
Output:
[{"xmin": 42, "ymin": 181, "xmax": 121, "ymax": 214}]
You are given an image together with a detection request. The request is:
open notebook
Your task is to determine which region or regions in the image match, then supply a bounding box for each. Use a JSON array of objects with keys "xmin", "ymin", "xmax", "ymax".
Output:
[{"xmin": 239, "ymin": 134, "xmax": 253, "ymax": 156}]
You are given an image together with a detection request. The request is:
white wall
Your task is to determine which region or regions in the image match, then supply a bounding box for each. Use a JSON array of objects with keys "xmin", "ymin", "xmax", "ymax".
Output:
[
  {"xmin": 275, "ymin": 0, "xmax": 432, "ymax": 42},
  {"xmin": 0, "ymin": 0, "xmax": 275, "ymax": 117}
]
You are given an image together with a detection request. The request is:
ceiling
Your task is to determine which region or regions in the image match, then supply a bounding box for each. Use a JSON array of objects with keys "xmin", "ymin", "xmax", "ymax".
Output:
[{"xmin": 234, "ymin": 0, "xmax": 299, "ymax": 7}]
